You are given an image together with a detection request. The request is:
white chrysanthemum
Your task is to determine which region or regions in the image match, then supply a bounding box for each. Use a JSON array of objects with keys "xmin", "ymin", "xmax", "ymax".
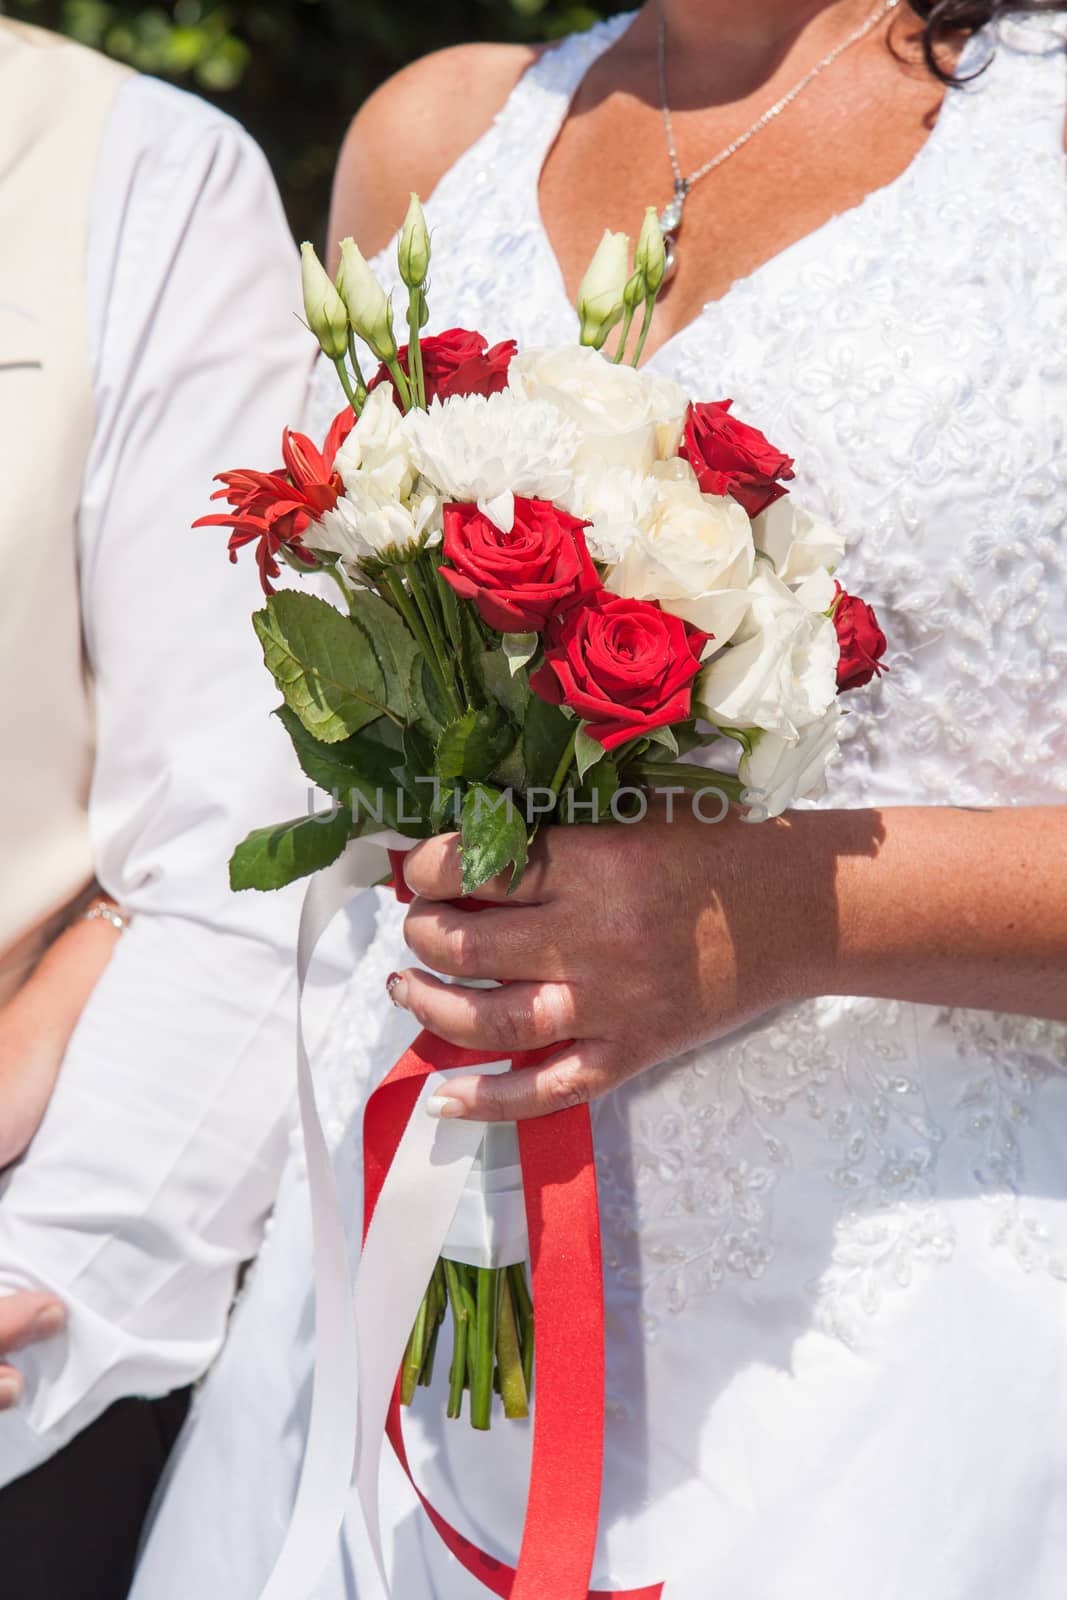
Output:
[
  {"xmin": 405, "ymin": 391, "xmax": 579, "ymax": 531},
  {"xmin": 695, "ymin": 566, "xmax": 839, "ymax": 739},
  {"xmin": 312, "ymin": 479, "xmax": 441, "ymax": 573},
  {"xmin": 739, "ymin": 702, "xmax": 843, "ymax": 820},
  {"xmin": 603, "ymin": 460, "xmax": 755, "ymax": 645},
  {"xmin": 508, "ymin": 344, "xmax": 688, "ymax": 475},
  {"xmin": 562, "ymin": 463, "xmax": 660, "ymax": 564}
]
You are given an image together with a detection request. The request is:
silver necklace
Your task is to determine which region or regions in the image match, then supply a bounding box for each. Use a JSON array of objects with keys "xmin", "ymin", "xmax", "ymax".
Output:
[{"xmin": 656, "ymin": 0, "xmax": 901, "ymax": 280}]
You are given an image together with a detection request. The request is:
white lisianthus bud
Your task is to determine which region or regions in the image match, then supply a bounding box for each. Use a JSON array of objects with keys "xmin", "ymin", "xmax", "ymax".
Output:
[
  {"xmin": 576, "ymin": 229, "xmax": 630, "ymax": 349},
  {"xmin": 622, "ymin": 267, "xmax": 646, "ymax": 313},
  {"xmin": 336, "ymin": 237, "xmax": 397, "ymax": 362},
  {"xmin": 300, "ymin": 242, "xmax": 349, "ymax": 361},
  {"xmin": 634, "ymin": 206, "xmax": 667, "ymax": 297},
  {"xmin": 398, "ymin": 192, "xmax": 431, "ymax": 289}
]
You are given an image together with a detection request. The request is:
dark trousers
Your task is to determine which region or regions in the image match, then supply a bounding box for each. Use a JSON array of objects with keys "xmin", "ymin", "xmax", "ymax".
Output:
[{"xmin": 0, "ymin": 1388, "xmax": 190, "ymax": 1600}]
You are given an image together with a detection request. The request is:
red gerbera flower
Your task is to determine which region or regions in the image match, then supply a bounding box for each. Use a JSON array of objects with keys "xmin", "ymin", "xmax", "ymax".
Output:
[{"xmin": 195, "ymin": 407, "xmax": 355, "ymax": 594}]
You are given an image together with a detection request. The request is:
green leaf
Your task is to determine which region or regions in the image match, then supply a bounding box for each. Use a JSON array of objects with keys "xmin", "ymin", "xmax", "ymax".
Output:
[
  {"xmin": 409, "ymin": 653, "xmax": 444, "ymax": 740},
  {"xmin": 274, "ymin": 704, "xmax": 427, "ymax": 837},
  {"xmin": 347, "ymin": 587, "xmax": 423, "ymax": 723},
  {"xmin": 460, "ymin": 783, "xmax": 529, "ymax": 895},
  {"xmin": 567, "ymin": 754, "xmax": 619, "ymax": 824},
  {"xmin": 253, "ymin": 590, "xmax": 393, "ymax": 744},
  {"xmin": 503, "ymin": 631, "xmax": 538, "ymax": 677},
  {"xmin": 229, "ymin": 806, "xmax": 351, "ymax": 892},
  {"xmin": 435, "ymin": 707, "xmax": 513, "ymax": 785},
  {"xmin": 646, "ymin": 724, "xmax": 679, "ymax": 759},
  {"xmin": 475, "ymin": 649, "xmax": 530, "ymax": 722},
  {"xmin": 490, "ymin": 738, "xmax": 526, "ymax": 793},
  {"xmin": 523, "ymin": 694, "xmax": 574, "ymax": 790},
  {"xmin": 574, "ymin": 722, "xmax": 606, "ymax": 781}
]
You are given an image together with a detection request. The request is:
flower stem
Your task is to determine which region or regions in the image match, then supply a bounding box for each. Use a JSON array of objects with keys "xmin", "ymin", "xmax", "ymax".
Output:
[
  {"xmin": 443, "ymin": 1259, "xmax": 470, "ymax": 1420},
  {"xmin": 323, "ymin": 561, "xmax": 357, "ymax": 615},
  {"xmin": 407, "ymin": 559, "xmax": 461, "ymax": 717},
  {"xmin": 470, "ymin": 1267, "xmax": 500, "ymax": 1431},
  {"xmin": 549, "ymin": 728, "xmax": 579, "ymax": 812},
  {"xmin": 400, "ymin": 1284, "xmax": 431, "ymax": 1406},
  {"xmin": 406, "ymin": 287, "xmax": 427, "ymax": 409},
  {"xmin": 383, "ymin": 569, "xmax": 458, "ymax": 717},
  {"xmin": 385, "ymin": 354, "xmax": 414, "ymax": 412},
  {"xmin": 433, "ymin": 566, "xmax": 480, "ymax": 707},
  {"xmin": 333, "ymin": 355, "xmax": 362, "ymax": 416},
  {"xmin": 611, "ymin": 302, "xmax": 637, "ymax": 364},
  {"xmin": 630, "ymin": 297, "xmax": 657, "ymax": 369},
  {"xmin": 346, "ymin": 335, "xmax": 368, "ymax": 407},
  {"xmin": 496, "ymin": 1274, "xmax": 529, "ymax": 1418},
  {"xmin": 507, "ymin": 1262, "xmax": 535, "ymax": 1396}
]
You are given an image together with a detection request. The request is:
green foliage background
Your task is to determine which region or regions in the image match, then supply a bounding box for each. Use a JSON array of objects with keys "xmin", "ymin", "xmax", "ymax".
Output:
[{"xmin": 0, "ymin": 0, "xmax": 629, "ymax": 243}]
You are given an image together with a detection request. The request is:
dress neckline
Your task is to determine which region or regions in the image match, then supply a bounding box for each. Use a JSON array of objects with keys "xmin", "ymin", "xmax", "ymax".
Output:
[{"xmin": 523, "ymin": 9, "xmax": 993, "ymax": 372}]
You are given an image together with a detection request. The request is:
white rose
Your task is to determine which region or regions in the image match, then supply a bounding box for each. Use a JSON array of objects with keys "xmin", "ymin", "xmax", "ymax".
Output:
[
  {"xmin": 603, "ymin": 462, "xmax": 755, "ymax": 646},
  {"xmin": 334, "ymin": 384, "xmax": 416, "ymax": 504},
  {"xmin": 695, "ymin": 565, "xmax": 839, "ymax": 738},
  {"xmin": 405, "ymin": 390, "xmax": 578, "ymax": 531},
  {"xmin": 508, "ymin": 344, "xmax": 688, "ymax": 476},
  {"xmin": 752, "ymin": 496, "xmax": 845, "ymax": 586},
  {"xmin": 739, "ymin": 703, "xmax": 843, "ymax": 820}
]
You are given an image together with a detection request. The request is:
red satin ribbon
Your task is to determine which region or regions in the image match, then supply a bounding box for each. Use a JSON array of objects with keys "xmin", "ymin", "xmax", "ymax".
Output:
[{"xmin": 358, "ymin": 854, "xmax": 664, "ymax": 1600}]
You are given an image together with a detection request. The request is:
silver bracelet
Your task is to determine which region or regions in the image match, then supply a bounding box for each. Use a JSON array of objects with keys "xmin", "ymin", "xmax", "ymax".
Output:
[{"xmin": 79, "ymin": 899, "xmax": 130, "ymax": 934}]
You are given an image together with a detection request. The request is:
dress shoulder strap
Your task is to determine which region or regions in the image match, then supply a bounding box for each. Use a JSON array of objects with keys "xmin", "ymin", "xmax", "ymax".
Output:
[{"xmin": 488, "ymin": 11, "xmax": 638, "ymax": 176}]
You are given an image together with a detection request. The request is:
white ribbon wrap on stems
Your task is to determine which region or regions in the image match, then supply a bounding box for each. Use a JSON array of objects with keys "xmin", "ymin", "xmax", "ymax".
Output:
[
  {"xmin": 257, "ymin": 834, "xmax": 524, "ymax": 1600},
  {"xmin": 442, "ymin": 1123, "xmax": 528, "ymax": 1270}
]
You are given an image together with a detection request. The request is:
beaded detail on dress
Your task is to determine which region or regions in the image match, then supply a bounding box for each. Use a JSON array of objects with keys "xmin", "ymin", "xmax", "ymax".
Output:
[{"xmin": 310, "ymin": 10, "xmax": 1067, "ymax": 1356}]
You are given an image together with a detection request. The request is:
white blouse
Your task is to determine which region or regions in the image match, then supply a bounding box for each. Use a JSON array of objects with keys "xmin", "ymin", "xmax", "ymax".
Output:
[{"xmin": 0, "ymin": 74, "xmax": 360, "ymax": 1486}]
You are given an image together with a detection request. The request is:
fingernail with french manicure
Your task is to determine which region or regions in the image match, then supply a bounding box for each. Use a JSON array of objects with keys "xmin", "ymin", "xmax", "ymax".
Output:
[
  {"xmin": 0, "ymin": 1377, "xmax": 22, "ymax": 1411},
  {"xmin": 425, "ymin": 1096, "xmax": 464, "ymax": 1119},
  {"xmin": 386, "ymin": 971, "xmax": 408, "ymax": 1008}
]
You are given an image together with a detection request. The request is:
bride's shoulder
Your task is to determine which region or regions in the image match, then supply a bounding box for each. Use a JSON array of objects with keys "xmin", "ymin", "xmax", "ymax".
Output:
[{"xmin": 328, "ymin": 42, "xmax": 543, "ymax": 260}]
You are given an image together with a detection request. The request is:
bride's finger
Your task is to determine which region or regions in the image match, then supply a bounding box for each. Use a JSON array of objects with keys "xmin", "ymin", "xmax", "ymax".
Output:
[
  {"xmin": 402, "ymin": 831, "xmax": 559, "ymax": 904},
  {"xmin": 0, "ymin": 1292, "xmax": 65, "ymax": 1354},
  {"xmin": 424, "ymin": 1040, "xmax": 624, "ymax": 1123},
  {"xmin": 0, "ymin": 1366, "xmax": 22, "ymax": 1411},
  {"xmin": 403, "ymin": 900, "xmax": 571, "ymax": 982},
  {"xmin": 388, "ymin": 969, "xmax": 578, "ymax": 1055}
]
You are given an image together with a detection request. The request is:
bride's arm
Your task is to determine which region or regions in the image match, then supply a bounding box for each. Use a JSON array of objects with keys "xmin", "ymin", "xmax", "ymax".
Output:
[
  {"xmin": 327, "ymin": 41, "xmax": 541, "ymax": 263},
  {"xmin": 383, "ymin": 803, "xmax": 1067, "ymax": 1121},
  {"xmin": 0, "ymin": 907, "xmax": 121, "ymax": 1169}
]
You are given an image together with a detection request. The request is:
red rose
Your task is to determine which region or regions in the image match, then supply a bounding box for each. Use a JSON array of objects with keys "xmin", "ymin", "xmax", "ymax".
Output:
[
  {"xmin": 530, "ymin": 593, "xmax": 711, "ymax": 752},
  {"xmin": 440, "ymin": 498, "xmax": 600, "ymax": 634},
  {"xmin": 833, "ymin": 585, "xmax": 888, "ymax": 692},
  {"xmin": 370, "ymin": 328, "xmax": 516, "ymax": 405},
  {"xmin": 680, "ymin": 399, "xmax": 795, "ymax": 518}
]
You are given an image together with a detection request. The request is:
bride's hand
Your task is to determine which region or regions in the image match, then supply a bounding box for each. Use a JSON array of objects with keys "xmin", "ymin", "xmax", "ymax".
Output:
[{"xmin": 391, "ymin": 802, "xmax": 847, "ymax": 1121}]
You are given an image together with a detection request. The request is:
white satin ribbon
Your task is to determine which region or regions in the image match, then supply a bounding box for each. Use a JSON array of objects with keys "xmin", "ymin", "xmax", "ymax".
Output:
[
  {"xmin": 258, "ymin": 835, "xmax": 517, "ymax": 1600},
  {"xmin": 259, "ymin": 835, "xmax": 396, "ymax": 1600}
]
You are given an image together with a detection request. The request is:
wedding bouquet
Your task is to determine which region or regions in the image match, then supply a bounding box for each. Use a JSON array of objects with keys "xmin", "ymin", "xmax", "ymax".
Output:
[{"xmin": 199, "ymin": 197, "xmax": 886, "ymax": 1432}]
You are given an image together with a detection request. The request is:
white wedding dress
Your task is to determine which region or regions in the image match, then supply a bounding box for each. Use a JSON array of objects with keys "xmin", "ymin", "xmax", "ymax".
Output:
[{"xmin": 133, "ymin": 14, "xmax": 1067, "ymax": 1599}]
